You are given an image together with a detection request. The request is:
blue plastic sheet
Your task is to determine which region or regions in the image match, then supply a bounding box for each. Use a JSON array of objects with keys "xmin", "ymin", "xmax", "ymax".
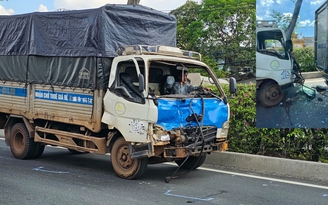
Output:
[{"xmin": 157, "ymin": 98, "xmax": 228, "ymax": 131}]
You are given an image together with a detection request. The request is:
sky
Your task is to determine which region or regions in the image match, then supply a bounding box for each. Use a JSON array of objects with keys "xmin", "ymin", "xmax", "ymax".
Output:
[
  {"xmin": 0, "ymin": 0, "xmax": 201, "ymax": 15},
  {"xmin": 257, "ymin": 0, "xmax": 326, "ymax": 37},
  {"xmin": 1, "ymin": 0, "xmax": 322, "ymax": 38}
]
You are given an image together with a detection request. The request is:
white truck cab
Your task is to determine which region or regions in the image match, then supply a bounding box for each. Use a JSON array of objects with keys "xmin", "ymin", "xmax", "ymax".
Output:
[{"xmin": 256, "ymin": 20, "xmax": 302, "ymax": 107}]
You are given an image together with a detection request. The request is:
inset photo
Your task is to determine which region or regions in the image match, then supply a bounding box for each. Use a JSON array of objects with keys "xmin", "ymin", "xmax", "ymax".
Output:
[{"xmin": 256, "ymin": 0, "xmax": 328, "ymax": 128}]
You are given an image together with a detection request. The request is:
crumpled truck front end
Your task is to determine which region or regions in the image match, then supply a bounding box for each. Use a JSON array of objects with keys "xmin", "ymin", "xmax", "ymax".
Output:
[{"xmin": 151, "ymin": 97, "xmax": 229, "ymax": 159}]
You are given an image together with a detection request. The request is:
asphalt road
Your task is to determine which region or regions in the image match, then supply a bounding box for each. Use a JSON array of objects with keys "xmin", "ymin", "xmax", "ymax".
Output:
[
  {"xmin": 256, "ymin": 78, "xmax": 328, "ymax": 128},
  {"xmin": 1, "ymin": 134, "xmax": 328, "ymax": 205}
]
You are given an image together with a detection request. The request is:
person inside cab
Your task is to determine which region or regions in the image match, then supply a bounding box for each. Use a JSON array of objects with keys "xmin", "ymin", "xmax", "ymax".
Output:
[{"xmin": 171, "ymin": 67, "xmax": 203, "ymax": 95}]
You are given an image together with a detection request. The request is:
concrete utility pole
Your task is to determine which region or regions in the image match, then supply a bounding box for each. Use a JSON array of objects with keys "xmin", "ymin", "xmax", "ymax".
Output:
[
  {"xmin": 285, "ymin": 0, "xmax": 303, "ymax": 40},
  {"xmin": 127, "ymin": 0, "xmax": 141, "ymax": 5}
]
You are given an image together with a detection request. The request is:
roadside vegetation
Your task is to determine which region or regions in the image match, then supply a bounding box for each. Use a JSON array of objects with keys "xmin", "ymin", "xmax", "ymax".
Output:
[
  {"xmin": 170, "ymin": 0, "xmax": 256, "ymax": 78},
  {"xmin": 293, "ymin": 47, "xmax": 316, "ymax": 72},
  {"xmin": 221, "ymin": 84, "xmax": 328, "ymax": 163}
]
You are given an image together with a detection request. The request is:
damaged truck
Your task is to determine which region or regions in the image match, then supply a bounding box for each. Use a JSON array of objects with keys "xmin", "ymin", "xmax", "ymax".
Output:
[
  {"xmin": 256, "ymin": 20, "xmax": 304, "ymax": 107},
  {"xmin": 0, "ymin": 4, "xmax": 236, "ymax": 180}
]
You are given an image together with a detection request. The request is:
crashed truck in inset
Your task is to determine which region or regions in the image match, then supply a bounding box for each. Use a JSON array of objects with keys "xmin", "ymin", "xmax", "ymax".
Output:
[{"xmin": 256, "ymin": 20, "xmax": 304, "ymax": 107}]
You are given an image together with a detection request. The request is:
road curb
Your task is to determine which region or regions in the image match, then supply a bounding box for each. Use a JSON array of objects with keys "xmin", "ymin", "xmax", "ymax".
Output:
[
  {"xmin": 302, "ymin": 71, "xmax": 322, "ymax": 79},
  {"xmin": 238, "ymin": 71, "xmax": 322, "ymax": 85},
  {"xmin": 206, "ymin": 151, "xmax": 328, "ymax": 182}
]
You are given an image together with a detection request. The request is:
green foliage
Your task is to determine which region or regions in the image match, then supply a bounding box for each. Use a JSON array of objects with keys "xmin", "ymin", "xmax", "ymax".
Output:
[
  {"xmin": 270, "ymin": 10, "xmax": 299, "ymax": 32},
  {"xmin": 222, "ymin": 83, "xmax": 265, "ymax": 154},
  {"xmin": 170, "ymin": 0, "xmax": 255, "ymax": 76},
  {"xmin": 201, "ymin": 55, "xmax": 228, "ymax": 78},
  {"xmin": 292, "ymin": 47, "xmax": 316, "ymax": 72},
  {"xmin": 170, "ymin": 1, "xmax": 202, "ymax": 51},
  {"xmin": 200, "ymin": 0, "xmax": 256, "ymax": 70},
  {"xmin": 220, "ymin": 83, "xmax": 328, "ymax": 162}
]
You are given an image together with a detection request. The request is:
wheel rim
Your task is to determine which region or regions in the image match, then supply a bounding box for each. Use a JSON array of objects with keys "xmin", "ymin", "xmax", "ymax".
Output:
[
  {"xmin": 259, "ymin": 82, "xmax": 284, "ymax": 107},
  {"xmin": 116, "ymin": 144, "xmax": 134, "ymax": 169},
  {"xmin": 265, "ymin": 85, "xmax": 280, "ymax": 101},
  {"xmin": 111, "ymin": 137, "xmax": 148, "ymax": 179},
  {"xmin": 12, "ymin": 132, "xmax": 25, "ymax": 154}
]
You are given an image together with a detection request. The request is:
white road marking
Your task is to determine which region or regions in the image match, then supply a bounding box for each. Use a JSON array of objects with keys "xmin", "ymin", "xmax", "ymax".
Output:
[
  {"xmin": 32, "ymin": 166, "xmax": 70, "ymax": 174},
  {"xmin": 165, "ymin": 190, "xmax": 213, "ymax": 201},
  {"xmin": 164, "ymin": 162, "xmax": 328, "ymax": 190},
  {"xmin": 198, "ymin": 166, "xmax": 328, "ymax": 190}
]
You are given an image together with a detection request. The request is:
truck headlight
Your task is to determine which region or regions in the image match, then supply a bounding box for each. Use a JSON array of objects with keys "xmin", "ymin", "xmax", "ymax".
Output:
[{"xmin": 216, "ymin": 121, "xmax": 229, "ymax": 138}]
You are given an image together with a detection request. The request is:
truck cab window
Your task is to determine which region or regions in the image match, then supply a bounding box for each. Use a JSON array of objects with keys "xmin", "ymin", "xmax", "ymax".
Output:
[
  {"xmin": 257, "ymin": 31, "xmax": 288, "ymax": 60},
  {"xmin": 149, "ymin": 68, "xmax": 163, "ymax": 83},
  {"xmin": 115, "ymin": 61, "xmax": 145, "ymax": 104}
]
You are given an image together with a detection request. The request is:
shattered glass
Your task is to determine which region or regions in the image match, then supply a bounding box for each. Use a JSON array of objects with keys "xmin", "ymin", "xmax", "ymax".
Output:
[{"xmin": 256, "ymin": 83, "xmax": 328, "ymax": 128}]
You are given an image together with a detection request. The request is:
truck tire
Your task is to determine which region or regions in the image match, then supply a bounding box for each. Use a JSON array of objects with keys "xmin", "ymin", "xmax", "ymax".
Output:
[
  {"xmin": 31, "ymin": 143, "xmax": 45, "ymax": 159},
  {"xmin": 10, "ymin": 123, "xmax": 35, "ymax": 159},
  {"xmin": 111, "ymin": 137, "xmax": 148, "ymax": 179},
  {"xmin": 258, "ymin": 81, "xmax": 284, "ymax": 107},
  {"xmin": 175, "ymin": 154, "xmax": 207, "ymax": 170}
]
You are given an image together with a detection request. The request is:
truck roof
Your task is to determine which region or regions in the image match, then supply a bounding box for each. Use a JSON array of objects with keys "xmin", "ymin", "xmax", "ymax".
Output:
[
  {"xmin": 117, "ymin": 45, "xmax": 202, "ymax": 61},
  {"xmin": 256, "ymin": 20, "xmax": 278, "ymax": 28}
]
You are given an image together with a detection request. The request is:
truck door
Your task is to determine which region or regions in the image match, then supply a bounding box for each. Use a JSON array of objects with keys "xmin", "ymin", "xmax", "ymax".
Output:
[
  {"xmin": 102, "ymin": 56, "xmax": 157, "ymax": 143},
  {"xmin": 256, "ymin": 30, "xmax": 293, "ymax": 86}
]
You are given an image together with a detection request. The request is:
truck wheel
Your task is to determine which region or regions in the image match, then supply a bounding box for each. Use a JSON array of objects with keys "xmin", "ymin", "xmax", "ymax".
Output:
[
  {"xmin": 258, "ymin": 81, "xmax": 283, "ymax": 107},
  {"xmin": 31, "ymin": 143, "xmax": 45, "ymax": 159},
  {"xmin": 111, "ymin": 137, "xmax": 148, "ymax": 179},
  {"xmin": 175, "ymin": 154, "xmax": 207, "ymax": 170},
  {"xmin": 10, "ymin": 123, "xmax": 35, "ymax": 159}
]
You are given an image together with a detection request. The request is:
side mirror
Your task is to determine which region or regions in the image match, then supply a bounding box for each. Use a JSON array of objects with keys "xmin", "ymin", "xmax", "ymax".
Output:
[
  {"xmin": 138, "ymin": 74, "xmax": 145, "ymax": 92},
  {"xmin": 286, "ymin": 40, "xmax": 293, "ymax": 52},
  {"xmin": 208, "ymin": 76, "xmax": 215, "ymax": 84},
  {"xmin": 229, "ymin": 77, "xmax": 237, "ymax": 94}
]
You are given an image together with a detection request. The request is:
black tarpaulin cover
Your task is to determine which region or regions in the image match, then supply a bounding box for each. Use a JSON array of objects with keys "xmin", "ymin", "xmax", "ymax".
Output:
[
  {"xmin": 0, "ymin": 4, "xmax": 176, "ymax": 57},
  {"xmin": 0, "ymin": 4, "xmax": 176, "ymax": 89}
]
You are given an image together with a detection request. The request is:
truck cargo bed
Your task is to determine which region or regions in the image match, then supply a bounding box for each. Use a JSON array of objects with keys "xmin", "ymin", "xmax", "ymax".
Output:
[{"xmin": 0, "ymin": 81, "xmax": 104, "ymax": 132}]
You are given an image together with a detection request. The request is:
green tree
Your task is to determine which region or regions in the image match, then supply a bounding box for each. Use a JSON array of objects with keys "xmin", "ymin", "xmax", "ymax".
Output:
[
  {"xmin": 171, "ymin": 0, "xmax": 256, "ymax": 76},
  {"xmin": 270, "ymin": 0, "xmax": 303, "ymax": 40},
  {"xmin": 169, "ymin": 1, "xmax": 202, "ymax": 51},
  {"xmin": 270, "ymin": 9, "xmax": 300, "ymax": 38},
  {"xmin": 200, "ymin": 0, "xmax": 255, "ymax": 72},
  {"xmin": 270, "ymin": 10, "xmax": 296, "ymax": 31}
]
